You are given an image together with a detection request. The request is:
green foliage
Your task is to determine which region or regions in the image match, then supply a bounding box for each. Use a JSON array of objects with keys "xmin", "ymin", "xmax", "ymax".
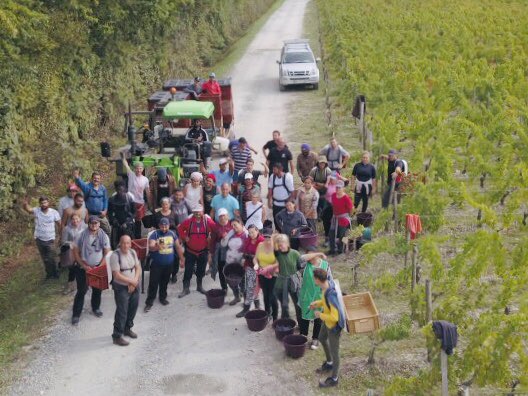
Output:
[
  {"xmin": 379, "ymin": 314, "xmax": 412, "ymax": 341},
  {"xmin": 0, "ymin": 0, "xmax": 276, "ymax": 221}
]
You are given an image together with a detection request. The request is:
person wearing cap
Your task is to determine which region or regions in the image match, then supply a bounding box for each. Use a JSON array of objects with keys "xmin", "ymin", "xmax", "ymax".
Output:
[
  {"xmin": 297, "ymin": 143, "xmax": 319, "ymax": 181},
  {"xmin": 381, "ymin": 149, "xmax": 405, "ymax": 208},
  {"xmin": 203, "ymin": 173, "xmax": 217, "ymax": 215},
  {"xmin": 268, "ymin": 163, "xmax": 295, "ymax": 231},
  {"xmin": 209, "ymin": 158, "xmax": 235, "ymax": 194},
  {"xmin": 266, "ymin": 137, "xmax": 293, "ymax": 173},
  {"xmin": 73, "ymin": 169, "xmax": 110, "ymax": 235},
  {"xmin": 184, "ymin": 77, "xmax": 203, "ymax": 100},
  {"xmin": 109, "ymin": 235, "xmax": 142, "ymax": 346},
  {"xmin": 351, "ymin": 151, "xmax": 377, "ymax": 213},
  {"xmin": 58, "ymin": 183, "xmax": 82, "ymax": 218},
  {"xmin": 177, "ymin": 205, "xmax": 216, "ymax": 298},
  {"xmin": 108, "ymin": 181, "xmax": 136, "ymax": 249},
  {"xmin": 150, "ymin": 167, "xmax": 176, "ymax": 209},
  {"xmin": 183, "ymin": 172, "xmax": 204, "ymax": 209},
  {"xmin": 328, "ymin": 181, "xmax": 354, "ymax": 256},
  {"xmin": 237, "ymin": 158, "xmax": 268, "ymax": 188},
  {"xmin": 144, "ymin": 217, "xmax": 183, "ymax": 312},
  {"xmin": 275, "ymin": 199, "xmax": 308, "ymax": 250},
  {"xmin": 209, "ymin": 208, "xmax": 233, "ymax": 292},
  {"xmin": 210, "ymin": 182, "xmax": 240, "ymax": 222},
  {"xmin": 71, "ymin": 215, "xmax": 111, "ymax": 324},
  {"xmin": 22, "ymin": 196, "xmax": 62, "ymax": 280},
  {"xmin": 61, "ymin": 193, "xmax": 88, "ymax": 230},
  {"xmin": 310, "ymin": 156, "xmax": 332, "ymax": 195},
  {"xmin": 230, "ymin": 137, "xmax": 253, "ymax": 175},
  {"xmin": 202, "ymin": 72, "xmax": 221, "ymax": 95},
  {"xmin": 121, "ymin": 152, "xmax": 152, "ymax": 239},
  {"xmin": 319, "ymin": 138, "xmax": 350, "ymax": 172},
  {"xmin": 237, "ymin": 173, "xmax": 261, "ymax": 222}
]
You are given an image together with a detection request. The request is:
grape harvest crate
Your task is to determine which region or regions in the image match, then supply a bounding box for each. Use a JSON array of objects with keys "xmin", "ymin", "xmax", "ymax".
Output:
[{"xmin": 342, "ymin": 292, "xmax": 380, "ymax": 334}]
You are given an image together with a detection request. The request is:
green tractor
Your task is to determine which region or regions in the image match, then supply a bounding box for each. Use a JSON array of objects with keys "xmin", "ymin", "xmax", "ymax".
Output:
[{"xmin": 101, "ymin": 80, "xmax": 233, "ymax": 186}]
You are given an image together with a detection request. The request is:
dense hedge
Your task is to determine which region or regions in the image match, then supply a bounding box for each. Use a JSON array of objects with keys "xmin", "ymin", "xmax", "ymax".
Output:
[{"xmin": 0, "ymin": 0, "xmax": 275, "ymax": 220}]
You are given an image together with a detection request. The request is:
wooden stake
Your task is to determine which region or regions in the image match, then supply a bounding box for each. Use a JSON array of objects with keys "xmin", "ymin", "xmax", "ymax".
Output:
[
  {"xmin": 425, "ymin": 279, "xmax": 432, "ymax": 322},
  {"xmin": 411, "ymin": 245, "xmax": 417, "ymax": 292},
  {"xmin": 360, "ymin": 101, "xmax": 366, "ymax": 151},
  {"xmin": 404, "ymin": 230, "xmax": 411, "ymax": 268},
  {"xmin": 441, "ymin": 349, "xmax": 449, "ymax": 396}
]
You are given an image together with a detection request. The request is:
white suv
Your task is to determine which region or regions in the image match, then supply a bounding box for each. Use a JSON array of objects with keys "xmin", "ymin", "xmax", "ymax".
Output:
[{"xmin": 277, "ymin": 39, "xmax": 320, "ymax": 91}]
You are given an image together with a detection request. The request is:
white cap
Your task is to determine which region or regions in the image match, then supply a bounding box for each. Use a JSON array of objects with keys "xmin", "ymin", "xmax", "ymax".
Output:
[
  {"xmin": 336, "ymin": 181, "xmax": 345, "ymax": 188},
  {"xmin": 244, "ymin": 173, "xmax": 253, "ymax": 180},
  {"xmin": 219, "ymin": 158, "xmax": 228, "ymax": 165},
  {"xmin": 209, "ymin": 72, "xmax": 216, "ymax": 78},
  {"xmin": 191, "ymin": 172, "xmax": 203, "ymax": 181},
  {"xmin": 192, "ymin": 204, "xmax": 204, "ymax": 212},
  {"xmin": 217, "ymin": 208, "xmax": 228, "ymax": 217}
]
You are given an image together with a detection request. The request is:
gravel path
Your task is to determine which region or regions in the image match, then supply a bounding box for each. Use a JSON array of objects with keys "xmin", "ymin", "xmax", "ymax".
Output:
[{"xmin": 9, "ymin": 1, "xmax": 314, "ymax": 395}]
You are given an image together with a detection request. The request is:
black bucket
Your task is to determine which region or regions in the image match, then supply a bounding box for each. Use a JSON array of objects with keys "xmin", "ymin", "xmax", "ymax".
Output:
[
  {"xmin": 283, "ymin": 334, "xmax": 308, "ymax": 359},
  {"xmin": 205, "ymin": 289, "xmax": 226, "ymax": 309},
  {"xmin": 357, "ymin": 212, "xmax": 373, "ymax": 227},
  {"xmin": 272, "ymin": 318, "xmax": 296, "ymax": 341},
  {"xmin": 244, "ymin": 309, "xmax": 268, "ymax": 332},
  {"xmin": 223, "ymin": 263, "xmax": 244, "ymax": 288}
]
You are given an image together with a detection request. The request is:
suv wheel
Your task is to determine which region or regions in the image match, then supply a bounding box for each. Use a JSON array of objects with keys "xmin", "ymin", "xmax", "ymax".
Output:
[
  {"xmin": 279, "ymin": 83, "xmax": 285, "ymax": 92},
  {"xmin": 313, "ymin": 83, "xmax": 319, "ymax": 90}
]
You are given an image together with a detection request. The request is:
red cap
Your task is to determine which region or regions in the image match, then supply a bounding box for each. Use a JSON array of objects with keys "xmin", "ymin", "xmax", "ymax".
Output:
[{"xmin": 206, "ymin": 173, "xmax": 216, "ymax": 183}]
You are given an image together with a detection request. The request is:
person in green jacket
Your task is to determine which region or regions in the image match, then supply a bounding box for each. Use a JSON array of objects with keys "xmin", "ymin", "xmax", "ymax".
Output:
[
  {"xmin": 273, "ymin": 234, "xmax": 302, "ymax": 324},
  {"xmin": 298, "ymin": 252, "xmax": 331, "ymax": 350}
]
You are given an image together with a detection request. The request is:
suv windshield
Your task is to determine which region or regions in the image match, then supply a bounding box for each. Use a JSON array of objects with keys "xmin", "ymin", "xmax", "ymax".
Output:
[{"xmin": 283, "ymin": 51, "xmax": 314, "ymax": 63}]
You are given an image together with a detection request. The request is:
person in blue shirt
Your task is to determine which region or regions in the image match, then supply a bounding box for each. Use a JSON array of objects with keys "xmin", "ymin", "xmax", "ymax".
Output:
[
  {"xmin": 145, "ymin": 218, "xmax": 184, "ymax": 312},
  {"xmin": 210, "ymin": 183, "xmax": 240, "ymax": 221},
  {"xmin": 73, "ymin": 169, "xmax": 110, "ymax": 235},
  {"xmin": 204, "ymin": 158, "xmax": 235, "ymax": 194}
]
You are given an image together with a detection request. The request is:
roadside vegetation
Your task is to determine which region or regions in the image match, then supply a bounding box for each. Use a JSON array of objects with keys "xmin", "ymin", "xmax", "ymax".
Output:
[{"xmin": 285, "ymin": 0, "xmax": 527, "ymax": 394}]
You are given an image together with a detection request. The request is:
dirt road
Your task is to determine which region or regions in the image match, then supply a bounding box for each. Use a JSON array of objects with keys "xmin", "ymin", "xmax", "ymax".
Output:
[{"xmin": 9, "ymin": 1, "xmax": 314, "ymax": 395}]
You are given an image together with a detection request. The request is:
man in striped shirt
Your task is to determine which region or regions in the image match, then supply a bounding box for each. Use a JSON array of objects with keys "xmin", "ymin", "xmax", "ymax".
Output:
[{"xmin": 230, "ymin": 137, "xmax": 252, "ymax": 175}]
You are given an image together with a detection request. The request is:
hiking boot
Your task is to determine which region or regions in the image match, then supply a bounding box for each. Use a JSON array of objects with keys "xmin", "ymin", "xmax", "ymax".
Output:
[
  {"xmin": 113, "ymin": 337, "xmax": 129, "ymax": 347},
  {"xmin": 124, "ymin": 329, "xmax": 137, "ymax": 339},
  {"xmin": 319, "ymin": 377, "xmax": 338, "ymax": 388},
  {"xmin": 160, "ymin": 299, "xmax": 169, "ymax": 306},
  {"xmin": 71, "ymin": 316, "xmax": 80, "ymax": 326},
  {"xmin": 236, "ymin": 304, "xmax": 250, "ymax": 318},
  {"xmin": 170, "ymin": 274, "xmax": 177, "ymax": 284},
  {"xmin": 196, "ymin": 278, "xmax": 206, "ymax": 294},
  {"xmin": 178, "ymin": 288, "xmax": 190, "ymax": 298},
  {"xmin": 92, "ymin": 309, "xmax": 103, "ymax": 318},
  {"xmin": 315, "ymin": 361, "xmax": 334, "ymax": 374},
  {"xmin": 144, "ymin": 304, "xmax": 152, "ymax": 313},
  {"xmin": 229, "ymin": 296, "xmax": 241, "ymax": 306},
  {"xmin": 310, "ymin": 339, "xmax": 320, "ymax": 350}
]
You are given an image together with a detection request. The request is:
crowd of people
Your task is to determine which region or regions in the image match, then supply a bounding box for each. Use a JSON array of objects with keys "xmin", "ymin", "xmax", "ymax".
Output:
[{"xmin": 22, "ymin": 128, "xmax": 407, "ymax": 388}]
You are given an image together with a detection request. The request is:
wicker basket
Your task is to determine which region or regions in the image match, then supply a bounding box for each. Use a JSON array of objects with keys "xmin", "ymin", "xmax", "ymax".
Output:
[{"xmin": 342, "ymin": 292, "xmax": 380, "ymax": 334}]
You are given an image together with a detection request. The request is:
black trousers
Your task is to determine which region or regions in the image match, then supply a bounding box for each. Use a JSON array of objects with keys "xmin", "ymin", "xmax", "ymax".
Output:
[
  {"xmin": 72, "ymin": 266, "xmax": 102, "ymax": 317},
  {"xmin": 354, "ymin": 189, "xmax": 370, "ymax": 213},
  {"xmin": 172, "ymin": 255, "xmax": 180, "ymax": 277},
  {"xmin": 275, "ymin": 288, "xmax": 302, "ymax": 325},
  {"xmin": 382, "ymin": 183, "xmax": 400, "ymax": 208},
  {"xmin": 290, "ymin": 237, "xmax": 300, "ymax": 250},
  {"xmin": 329, "ymin": 226, "xmax": 349, "ymax": 254},
  {"xmin": 67, "ymin": 267, "xmax": 76, "ymax": 282},
  {"xmin": 112, "ymin": 283, "xmax": 139, "ymax": 338},
  {"xmin": 299, "ymin": 317, "xmax": 322, "ymax": 339},
  {"xmin": 272, "ymin": 204, "xmax": 285, "ymax": 232},
  {"xmin": 35, "ymin": 239, "xmax": 57, "ymax": 277},
  {"xmin": 218, "ymin": 260, "xmax": 227, "ymax": 290},
  {"xmin": 183, "ymin": 251, "xmax": 208, "ymax": 287},
  {"xmin": 146, "ymin": 265, "xmax": 171, "ymax": 305},
  {"xmin": 259, "ymin": 275, "xmax": 278, "ymax": 320},
  {"xmin": 321, "ymin": 205, "xmax": 333, "ymax": 237}
]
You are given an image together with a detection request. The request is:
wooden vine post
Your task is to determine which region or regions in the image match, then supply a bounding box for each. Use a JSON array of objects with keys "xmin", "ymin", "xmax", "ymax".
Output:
[
  {"xmin": 425, "ymin": 279, "xmax": 433, "ymax": 362},
  {"xmin": 411, "ymin": 245, "xmax": 418, "ymax": 292},
  {"xmin": 441, "ymin": 350, "xmax": 449, "ymax": 396},
  {"xmin": 404, "ymin": 229, "xmax": 411, "ymax": 268}
]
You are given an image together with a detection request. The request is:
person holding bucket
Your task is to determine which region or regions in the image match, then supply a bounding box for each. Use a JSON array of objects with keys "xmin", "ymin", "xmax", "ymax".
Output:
[
  {"xmin": 71, "ymin": 215, "xmax": 111, "ymax": 325},
  {"xmin": 328, "ymin": 181, "xmax": 354, "ymax": 256},
  {"xmin": 273, "ymin": 234, "xmax": 302, "ymax": 325},
  {"xmin": 310, "ymin": 268, "xmax": 346, "ymax": 388},
  {"xmin": 298, "ymin": 252, "xmax": 331, "ymax": 350},
  {"xmin": 222, "ymin": 218, "xmax": 248, "ymax": 306},
  {"xmin": 236, "ymin": 225, "xmax": 264, "ymax": 318},
  {"xmin": 254, "ymin": 228, "xmax": 279, "ymax": 321}
]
